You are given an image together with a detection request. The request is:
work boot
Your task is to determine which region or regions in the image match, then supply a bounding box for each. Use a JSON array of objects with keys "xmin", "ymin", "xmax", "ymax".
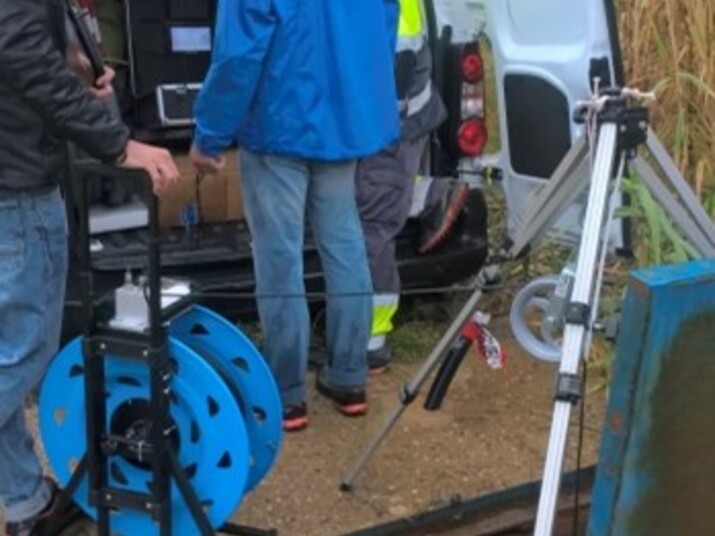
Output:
[
  {"xmin": 367, "ymin": 346, "xmax": 392, "ymax": 376},
  {"xmin": 417, "ymin": 181, "xmax": 470, "ymax": 254},
  {"xmin": 5, "ymin": 479, "xmax": 88, "ymax": 536},
  {"xmin": 316, "ymin": 372, "xmax": 368, "ymax": 417}
]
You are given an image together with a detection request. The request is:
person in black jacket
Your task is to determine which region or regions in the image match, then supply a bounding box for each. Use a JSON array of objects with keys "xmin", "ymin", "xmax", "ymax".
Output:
[{"xmin": 0, "ymin": 1, "xmax": 179, "ymax": 534}]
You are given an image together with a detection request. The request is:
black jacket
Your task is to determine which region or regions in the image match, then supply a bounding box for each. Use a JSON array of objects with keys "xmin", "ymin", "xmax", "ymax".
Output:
[{"xmin": 0, "ymin": 0, "xmax": 129, "ymax": 192}]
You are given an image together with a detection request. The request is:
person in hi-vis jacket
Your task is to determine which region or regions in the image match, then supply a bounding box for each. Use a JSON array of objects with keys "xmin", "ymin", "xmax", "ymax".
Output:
[{"xmin": 357, "ymin": 0, "xmax": 470, "ymax": 374}]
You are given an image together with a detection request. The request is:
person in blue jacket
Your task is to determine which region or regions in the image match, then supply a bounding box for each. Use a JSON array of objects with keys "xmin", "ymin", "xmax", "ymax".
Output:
[{"xmin": 191, "ymin": 0, "xmax": 400, "ymax": 431}]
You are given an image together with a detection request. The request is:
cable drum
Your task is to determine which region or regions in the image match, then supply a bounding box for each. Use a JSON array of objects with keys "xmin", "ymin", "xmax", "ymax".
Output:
[
  {"xmin": 168, "ymin": 305, "xmax": 283, "ymax": 492},
  {"xmin": 38, "ymin": 306, "xmax": 283, "ymax": 536}
]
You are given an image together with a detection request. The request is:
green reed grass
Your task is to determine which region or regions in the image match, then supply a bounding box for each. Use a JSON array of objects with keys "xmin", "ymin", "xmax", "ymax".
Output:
[{"xmin": 618, "ymin": 0, "xmax": 714, "ymax": 200}]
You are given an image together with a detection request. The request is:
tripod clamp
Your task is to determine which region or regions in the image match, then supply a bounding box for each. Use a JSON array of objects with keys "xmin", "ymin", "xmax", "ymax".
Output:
[{"xmin": 574, "ymin": 87, "xmax": 653, "ymax": 155}]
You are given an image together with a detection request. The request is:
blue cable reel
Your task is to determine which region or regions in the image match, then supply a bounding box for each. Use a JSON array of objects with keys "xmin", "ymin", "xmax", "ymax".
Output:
[
  {"xmin": 168, "ymin": 305, "xmax": 283, "ymax": 492},
  {"xmin": 39, "ymin": 306, "xmax": 283, "ymax": 536}
]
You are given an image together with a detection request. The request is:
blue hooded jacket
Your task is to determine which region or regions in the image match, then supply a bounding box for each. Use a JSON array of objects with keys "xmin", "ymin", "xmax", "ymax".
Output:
[{"xmin": 193, "ymin": 0, "xmax": 400, "ymax": 162}]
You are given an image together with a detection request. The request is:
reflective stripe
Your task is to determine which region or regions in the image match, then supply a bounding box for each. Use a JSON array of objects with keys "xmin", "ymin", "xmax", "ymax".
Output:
[
  {"xmin": 409, "ymin": 175, "xmax": 433, "ymax": 217},
  {"xmin": 372, "ymin": 293, "xmax": 399, "ymax": 338},
  {"xmin": 406, "ymin": 80, "xmax": 433, "ymax": 117},
  {"xmin": 397, "ymin": 79, "xmax": 432, "ymax": 116},
  {"xmin": 396, "ymin": 34, "xmax": 425, "ymax": 53},
  {"xmin": 373, "ymin": 293, "xmax": 399, "ymax": 307},
  {"xmin": 368, "ymin": 335, "xmax": 387, "ymax": 351}
]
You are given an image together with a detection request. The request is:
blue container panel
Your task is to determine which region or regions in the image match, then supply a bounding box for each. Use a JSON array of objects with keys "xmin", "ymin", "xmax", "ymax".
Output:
[{"xmin": 588, "ymin": 258, "xmax": 715, "ymax": 536}]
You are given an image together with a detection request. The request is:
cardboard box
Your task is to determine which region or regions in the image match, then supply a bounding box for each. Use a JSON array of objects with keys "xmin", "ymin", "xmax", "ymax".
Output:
[
  {"xmin": 159, "ymin": 150, "xmax": 244, "ymax": 227},
  {"xmin": 226, "ymin": 153, "xmax": 244, "ymax": 222}
]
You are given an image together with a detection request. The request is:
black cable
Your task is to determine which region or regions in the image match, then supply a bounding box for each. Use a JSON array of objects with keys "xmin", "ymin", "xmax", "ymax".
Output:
[
  {"xmin": 195, "ymin": 173, "xmax": 205, "ymax": 226},
  {"xmin": 156, "ymin": 281, "xmax": 508, "ymax": 301},
  {"xmin": 572, "ymin": 360, "xmax": 589, "ymax": 536},
  {"xmin": 137, "ymin": 275, "xmax": 507, "ymax": 309}
]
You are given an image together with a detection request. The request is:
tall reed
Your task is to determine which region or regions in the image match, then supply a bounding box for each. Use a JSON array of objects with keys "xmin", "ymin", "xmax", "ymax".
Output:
[{"xmin": 618, "ymin": 0, "xmax": 714, "ymax": 198}]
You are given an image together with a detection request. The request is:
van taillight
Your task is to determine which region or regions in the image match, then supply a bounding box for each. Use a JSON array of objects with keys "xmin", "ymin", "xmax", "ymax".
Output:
[
  {"xmin": 457, "ymin": 43, "xmax": 487, "ymax": 158},
  {"xmin": 457, "ymin": 118, "xmax": 488, "ymax": 156},
  {"xmin": 461, "ymin": 54, "xmax": 483, "ymax": 84}
]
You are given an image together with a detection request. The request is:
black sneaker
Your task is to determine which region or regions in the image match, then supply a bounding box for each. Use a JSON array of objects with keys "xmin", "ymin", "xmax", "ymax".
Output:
[
  {"xmin": 316, "ymin": 374, "xmax": 368, "ymax": 416},
  {"xmin": 283, "ymin": 402, "xmax": 309, "ymax": 432},
  {"xmin": 368, "ymin": 346, "xmax": 391, "ymax": 376},
  {"xmin": 418, "ymin": 181, "xmax": 470, "ymax": 254}
]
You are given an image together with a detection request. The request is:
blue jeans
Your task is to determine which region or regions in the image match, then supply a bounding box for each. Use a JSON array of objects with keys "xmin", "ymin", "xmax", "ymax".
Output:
[
  {"xmin": 240, "ymin": 151, "xmax": 372, "ymax": 406},
  {"xmin": 0, "ymin": 188, "xmax": 68, "ymax": 523}
]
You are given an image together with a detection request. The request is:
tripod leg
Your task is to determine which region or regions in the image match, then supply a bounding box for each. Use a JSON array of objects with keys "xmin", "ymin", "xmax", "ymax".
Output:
[
  {"xmin": 533, "ymin": 123, "xmax": 620, "ymax": 536},
  {"xmin": 633, "ymin": 157, "xmax": 715, "ymax": 257},
  {"xmin": 646, "ymin": 128, "xmax": 715, "ymax": 244},
  {"xmin": 340, "ymin": 265, "xmax": 497, "ymax": 491},
  {"xmin": 220, "ymin": 522, "xmax": 278, "ymax": 536},
  {"xmin": 510, "ymin": 136, "xmax": 591, "ymax": 253}
]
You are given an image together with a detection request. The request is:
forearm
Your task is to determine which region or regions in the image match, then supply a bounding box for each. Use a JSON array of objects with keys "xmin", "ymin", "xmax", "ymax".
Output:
[{"xmin": 193, "ymin": 56, "xmax": 265, "ymax": 156}]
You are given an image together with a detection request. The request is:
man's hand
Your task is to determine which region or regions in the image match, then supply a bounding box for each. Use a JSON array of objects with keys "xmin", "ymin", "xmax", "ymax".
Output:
[
  {"xmin": 119, "ymin": 140, "xmax": 181, "ymax": 194},
  {"xmin": 89, "ymin": 67, "xmax": 116, "ymax": 102},
  {"xmin": 66, "ymin": 41, "xmax": 115, "ymax": 102},
  {"xmin": 190, "ymin": 143, "xmax": 226, "ymax": 176}
]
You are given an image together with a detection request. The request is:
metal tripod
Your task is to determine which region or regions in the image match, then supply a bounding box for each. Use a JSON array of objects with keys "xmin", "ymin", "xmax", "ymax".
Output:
[{"xmin": 340, "ymin": 87, "xmax": 715, "ymax": 536}]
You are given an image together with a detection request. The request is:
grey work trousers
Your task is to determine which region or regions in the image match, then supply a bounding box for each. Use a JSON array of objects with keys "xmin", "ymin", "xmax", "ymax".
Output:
[{"xmin": 356, "ymin": 135, "xmax": 428, "ymax": 295}]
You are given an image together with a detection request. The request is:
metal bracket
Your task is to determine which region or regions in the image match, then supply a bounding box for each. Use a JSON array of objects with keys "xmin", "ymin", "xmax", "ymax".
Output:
[
  {"xmin": 399, "ymin": 386, "xmax": 419, "ymax": 405},
  {"xmin": 555, "ymin": 373, "xmax": 582, "ymax": 404},
  {"xmin": 572, "ymin": 88, "xmax": 650, "ymax": 155},
  {"xmin": 565, "ymin": 302, "xmax": 591, "ymax": 327},
  {"xmin": 615, "ymin": 106, "xmax": 649, "ymax": 154}
]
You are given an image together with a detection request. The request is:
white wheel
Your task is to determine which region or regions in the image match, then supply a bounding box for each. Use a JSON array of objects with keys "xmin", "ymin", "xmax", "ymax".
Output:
[{"xmin": 510, "ymin": 276, "xmax": 564, "ymax": 363}]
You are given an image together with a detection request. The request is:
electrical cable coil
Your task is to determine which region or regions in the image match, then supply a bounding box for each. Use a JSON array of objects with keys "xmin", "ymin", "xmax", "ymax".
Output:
[{"xmin": 39, "ymin": 305, "xmax": 283, "ymax": 536}]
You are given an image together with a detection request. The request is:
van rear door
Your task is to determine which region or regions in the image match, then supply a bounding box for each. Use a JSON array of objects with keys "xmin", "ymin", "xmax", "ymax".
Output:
[{"xmin": 432, "ymin": 0, "xmax": 626, "ymax": 244}]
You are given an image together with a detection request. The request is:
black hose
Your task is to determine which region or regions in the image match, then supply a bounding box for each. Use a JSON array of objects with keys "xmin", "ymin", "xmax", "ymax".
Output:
[{"xmin": 424, "ymin": 336, "xmax": 472, "ymax": 411}]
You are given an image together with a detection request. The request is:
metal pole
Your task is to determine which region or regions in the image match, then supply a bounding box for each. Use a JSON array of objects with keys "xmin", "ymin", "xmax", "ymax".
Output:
[
  {"xmin": 646, "ymin": 128, "xmax": 715, "ymax": 244},
  {"xmin": 633, "ymin": 157, "xmax": 715, "ymax": 257},
  {"xmin": 532, "ymin": 122, "xmax": 619, "ymax": 536},
  {"xmin": 70, "ymin": 154, "xmax": 112, "ymax": 536}
]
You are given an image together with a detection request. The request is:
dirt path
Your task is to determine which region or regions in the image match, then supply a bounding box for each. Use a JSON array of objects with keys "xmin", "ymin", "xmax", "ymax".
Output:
[
  {"xmin": 28, "ymin": 318, "xmax": 607, "ymax": 536},
  {"xmin": 233, "ymin": 319, "xmax": 607, "ymax": 536}
]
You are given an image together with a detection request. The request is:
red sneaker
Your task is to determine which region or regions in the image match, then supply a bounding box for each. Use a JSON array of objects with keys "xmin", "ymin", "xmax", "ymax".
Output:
[{"xmin": 282, "ymin": 402, "xmax": 309, "ymax": 432}]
